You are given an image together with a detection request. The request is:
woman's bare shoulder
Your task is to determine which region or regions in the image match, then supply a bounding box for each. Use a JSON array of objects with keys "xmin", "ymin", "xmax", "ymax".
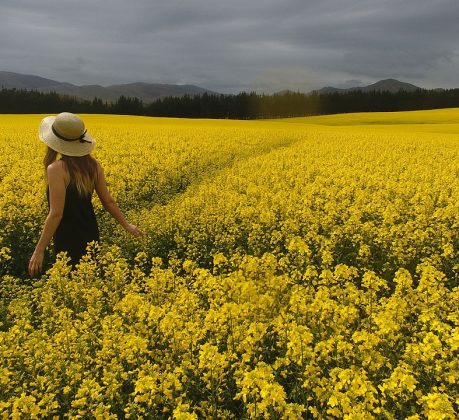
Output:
[
  {"xmin": 93, "ymin": 158, "xmax": 105, "ymax": 174},
  {"xmin": 47, "ymin": 160, "xmax": 66, "ymax": 173},
  {"xmin": 47, "ymin": 160, "xmax": 69, "ymax": 184}
]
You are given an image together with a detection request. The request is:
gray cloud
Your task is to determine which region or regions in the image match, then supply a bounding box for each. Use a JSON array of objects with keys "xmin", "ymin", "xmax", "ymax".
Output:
[{"xmin": 1, "ymin": 0, "xmax": 458, "ymax": 93}]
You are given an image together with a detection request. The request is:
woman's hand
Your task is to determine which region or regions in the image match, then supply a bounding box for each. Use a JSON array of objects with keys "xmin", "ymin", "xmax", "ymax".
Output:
[
  {"xmin": 125, "ymin": 223, "xmax": 144, "ymax": 238},
  {"xmin": 28, "ymin": 250, "xmax": 44, "ymax": 277}
]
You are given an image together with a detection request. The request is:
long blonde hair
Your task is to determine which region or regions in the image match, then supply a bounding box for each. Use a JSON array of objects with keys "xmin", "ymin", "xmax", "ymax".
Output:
[{"xmin": 44, "ymin": 147, "xmax": 98, "ymax": 197}]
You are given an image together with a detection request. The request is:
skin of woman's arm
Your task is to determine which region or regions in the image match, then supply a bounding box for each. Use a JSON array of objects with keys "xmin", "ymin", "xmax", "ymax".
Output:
[
  {"xmin": 28, "ymin": 162, "xmax": 67, "ymax": 277},
  {"xmin": 95, "ymin": 161, "xmax": 143, "ymax": 237}
]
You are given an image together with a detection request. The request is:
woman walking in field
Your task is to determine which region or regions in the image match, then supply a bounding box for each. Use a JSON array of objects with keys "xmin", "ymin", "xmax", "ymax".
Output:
[{"xmin": 28, "ymin": 112, "xmax": 143, "ymax": 277}]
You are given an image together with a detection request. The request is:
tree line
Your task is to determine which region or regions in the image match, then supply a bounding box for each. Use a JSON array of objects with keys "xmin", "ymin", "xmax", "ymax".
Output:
[{"xmin": 1, "ymin": 87, "xmax": 459, "ymax": 118}]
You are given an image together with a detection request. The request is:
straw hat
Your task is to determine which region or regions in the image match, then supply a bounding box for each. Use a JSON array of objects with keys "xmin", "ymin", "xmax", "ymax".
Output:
[{"xmin": 39, "ymin": 112, "xmax": 96, "ymax": 157}]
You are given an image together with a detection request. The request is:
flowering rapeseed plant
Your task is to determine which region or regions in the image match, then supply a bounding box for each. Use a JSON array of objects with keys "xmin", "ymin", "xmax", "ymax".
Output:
[{"xmin": 1, "ymin": 110, "xmax": 458, "ymax": 417}]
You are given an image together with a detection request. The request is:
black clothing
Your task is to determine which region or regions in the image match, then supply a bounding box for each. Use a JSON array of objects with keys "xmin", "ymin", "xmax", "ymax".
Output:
[{"xmin": 47, "ymin": 182, "xmax": 99, "ymax": 266}]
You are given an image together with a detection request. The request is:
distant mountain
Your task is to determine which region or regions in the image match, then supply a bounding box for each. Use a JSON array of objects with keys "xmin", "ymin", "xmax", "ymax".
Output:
[
  {"xmin": 273, "ymin": 89, "xmax": 297, "ymax": 95},
  {"xmin": 316, "ymin": 79, "xmax": 421, "ymax": 94},
  {"xmin": 0, "ymin": 71, "xmax": 216, "ymax": 103},
  {"xmin": 0, "ymin": 72, "xmax": 430, "ymax": 103}
]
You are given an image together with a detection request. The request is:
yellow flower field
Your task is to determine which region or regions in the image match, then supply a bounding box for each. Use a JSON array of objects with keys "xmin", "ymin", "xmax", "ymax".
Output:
[{"xmin": 1, "ymin": 110, "xmax": 458, "ymax": 418}]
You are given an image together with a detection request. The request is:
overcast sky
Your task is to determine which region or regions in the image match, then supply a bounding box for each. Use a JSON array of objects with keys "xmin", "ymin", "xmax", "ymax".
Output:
[{"xmin": 1, "ymin": 0, "xmax": 458, "ymax": 93}]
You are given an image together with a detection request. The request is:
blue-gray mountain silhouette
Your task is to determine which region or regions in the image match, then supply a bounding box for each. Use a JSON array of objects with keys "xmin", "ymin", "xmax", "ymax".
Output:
[
  {"xmin": 317, "ymin": 79, "xmax": 421, "ymax": 94},
  {"xmin": 0, "ymin": 71, "xmax": 216, "ymax": 103}
]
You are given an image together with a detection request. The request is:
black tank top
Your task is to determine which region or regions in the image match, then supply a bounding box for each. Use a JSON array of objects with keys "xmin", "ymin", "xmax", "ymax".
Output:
[{"xmin": 47, "ymin": 181, "xmax": 99, "ymax": 265}]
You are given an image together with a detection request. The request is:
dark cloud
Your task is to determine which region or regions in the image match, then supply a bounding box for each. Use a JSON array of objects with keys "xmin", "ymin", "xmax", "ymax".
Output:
[{"xmin": 1, "ymin": 0, "xmax": 458, "ymax": 92}]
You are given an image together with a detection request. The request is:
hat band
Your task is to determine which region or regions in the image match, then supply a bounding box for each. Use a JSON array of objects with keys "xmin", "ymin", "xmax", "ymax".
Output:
[{"xmin": 52, "ymin": 124, "xmax": 91, "ymax": 144}]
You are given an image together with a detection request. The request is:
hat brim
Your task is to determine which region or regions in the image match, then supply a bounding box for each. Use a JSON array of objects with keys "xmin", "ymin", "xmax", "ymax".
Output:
[{"xmin": 39, "ymin": 116, "xmax": 96, "ymax": 157}]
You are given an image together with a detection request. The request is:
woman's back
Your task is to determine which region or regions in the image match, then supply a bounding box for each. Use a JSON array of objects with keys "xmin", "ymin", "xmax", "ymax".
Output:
[{"xmin": 46, "ymin": 178, "xmax": 99, "ymax": 266}]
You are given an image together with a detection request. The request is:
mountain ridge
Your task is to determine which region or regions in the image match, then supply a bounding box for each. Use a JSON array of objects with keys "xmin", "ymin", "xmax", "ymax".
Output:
[
  {"xmin": 1, "ymin": 72, "xmax": 436, "ymax": 102},
  {"xmin": 316, "ymin": 78, "xmax": 422, "ymax": 94},
  {"xmin": 0, "ymin": 71, "xmax": 216, "ymax": 103}
]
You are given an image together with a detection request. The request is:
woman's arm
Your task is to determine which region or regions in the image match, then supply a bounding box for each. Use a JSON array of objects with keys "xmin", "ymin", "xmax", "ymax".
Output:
[
  {"xmin": 29, "ymin": 163, "xmax": 66, "ymax": 277},
  {"xmin": 94, "ymin": 161, "xmax": 143, "ymax": 237}
]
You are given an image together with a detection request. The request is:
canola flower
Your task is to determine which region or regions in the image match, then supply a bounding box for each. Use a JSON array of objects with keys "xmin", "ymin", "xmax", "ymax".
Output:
[{"xmin": 0, "ymin": 110, "xmax": 458, "ymax": 418}]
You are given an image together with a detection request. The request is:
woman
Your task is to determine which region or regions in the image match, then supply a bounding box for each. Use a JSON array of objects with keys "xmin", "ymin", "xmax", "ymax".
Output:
[{"xmin": 28, "ymin": 112, "xmax": 143, "ymax": 277}]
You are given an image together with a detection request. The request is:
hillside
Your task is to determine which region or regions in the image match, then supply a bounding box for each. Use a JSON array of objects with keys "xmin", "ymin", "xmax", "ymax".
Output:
[
  {"xmin": 0, "ymin": 71, "xmax": 215, "ymax": 103},
  {"xmin": 317, "ymin": 78, "xmax": 421, "ymax": 94}
]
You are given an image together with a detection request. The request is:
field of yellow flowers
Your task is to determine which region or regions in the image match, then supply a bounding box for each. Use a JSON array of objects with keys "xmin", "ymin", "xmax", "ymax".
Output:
[{"xmin": 1, "ymin": 109, "xmax": 458, "ymax": 418}]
